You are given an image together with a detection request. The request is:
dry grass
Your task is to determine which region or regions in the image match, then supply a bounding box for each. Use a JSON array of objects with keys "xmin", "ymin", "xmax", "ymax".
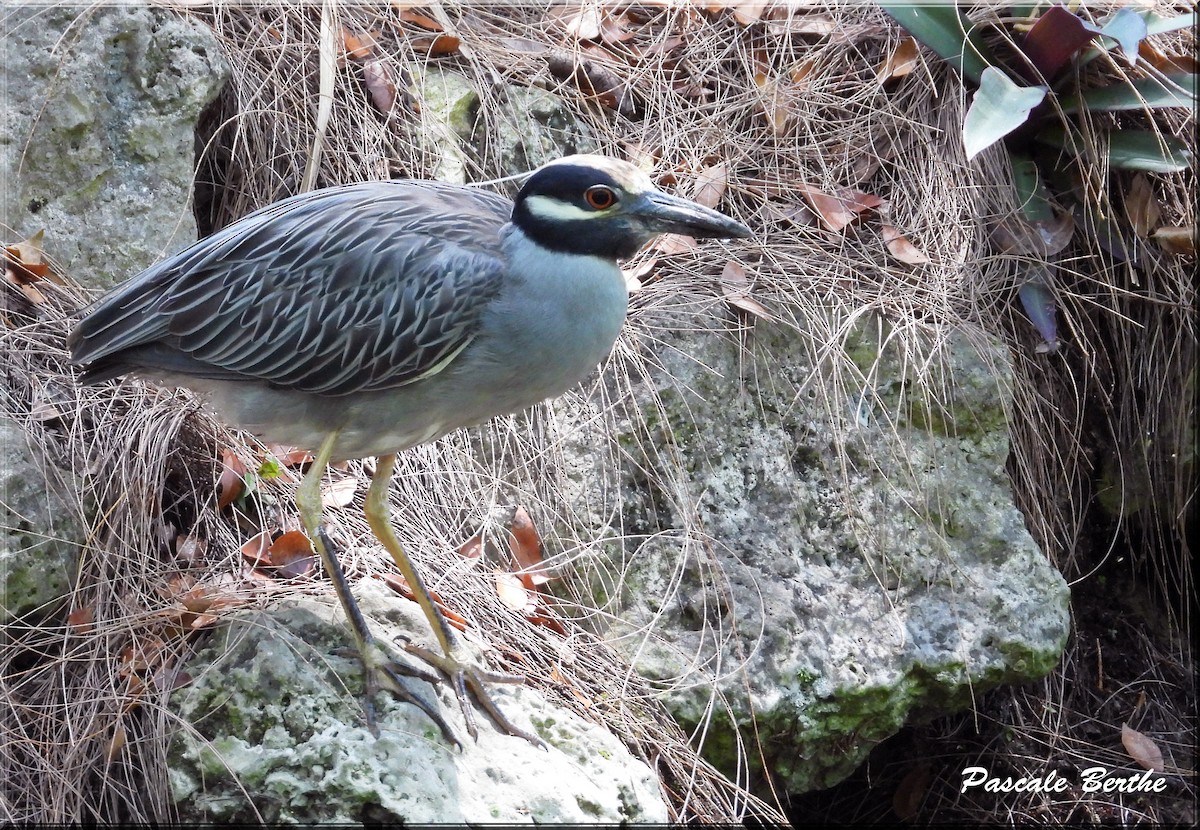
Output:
[{"xmin": 2, "ymin": 1, "xmax": 1194, "ymax": 824}]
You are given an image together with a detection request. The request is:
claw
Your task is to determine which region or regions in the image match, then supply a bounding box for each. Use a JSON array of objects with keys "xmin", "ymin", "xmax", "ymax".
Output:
[{"xmin": 402, "ymin": 640, "xmax": 546, "ymax": 750}]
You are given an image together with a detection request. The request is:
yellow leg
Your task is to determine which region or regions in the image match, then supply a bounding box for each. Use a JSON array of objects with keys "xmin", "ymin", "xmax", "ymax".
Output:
[
  {"xmin": 366, "ymin": 452, "xmax": 545, "ymax": 748},
  {"xmin": 296, "ymin": 433, "xmax": 456, "ymax": 745}
]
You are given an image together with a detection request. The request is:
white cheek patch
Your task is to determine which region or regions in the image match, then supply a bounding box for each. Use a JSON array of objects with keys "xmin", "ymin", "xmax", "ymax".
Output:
[{"xmin": 523, "ymin": 194, "xmax": 598, "ymax": 222}]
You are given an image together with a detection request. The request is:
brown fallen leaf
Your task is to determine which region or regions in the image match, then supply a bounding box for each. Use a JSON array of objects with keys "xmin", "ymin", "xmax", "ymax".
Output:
[
  {"xmin": 1125, "ymin": 173, "xmax": 1160, "ymax": 238},
  {"xmin": 341, "ymin": 28, "xmax": 378, "ymax": 62},
  {"xmin": 720, "ymin": 260, "xmax": 775, "ymax": 321},
  {"xmin": 693, "ymin": 162, "xmax": 729, "ymax": 210},
  {"xmin": 175, "ymin": 534, "xmax": 208, "ymax": 566},
  {"xmin": 508, "ymin": 506, "xmax": 551, "ymax": 589},
  {"xmin": 267, "ymin": 530, "xmax": 316, "ymax": 578},
  {"xmin": 562, "ymin": 4, "xmax": 602, "ymax": 40},
  {"xmin": 892, "ymin": 762, "xmax": 931, "ymax": 821},
  {"xmin": 104, "ymin": 724, "xmax": 127, "ymax": 764},
  {"xmin": 797, "ymin": 183, "xmax": 884, "ymax": 232},
  {"xmin": 412, "ymin": 34, "xmax": 460, "ymax": 56},
  {"xmin": 457, "ymin": 532, "xmax": 485, "ymax": 559},
  {"xmin": 378, "ymin": 573, "xmax": 468, "ymax": 631},
  {"xmin": 1122, "ymin": 723, "xmax": 1164, "ymax": 771},
  {"xmin": 363, "ymin": 60, "xmax": 396, "ymax": 113},
  {"xmin": 881, "ymin": 224, "xmax": 931, "ymax": 265},
  {"xmin": 5, "ymin": 230, "xmax": 51, "ymax": 284},
  {"xmin": 622, "ymin": 255, "xmax": 659, "ymax": 291},
  {"xmin": 321, "ymin": 476, "xmax": 358, "ymax": 508},
  {"xmin": 652, "ymin": 233, "xmax": 698, "ymax": 256},
  {"xmin": 240, "ymin": 530, "xmax": 272, "ymax": 565},
  {"xmin": 216, "ymin": 448, "xmax": 247, "ymax": 510},
  {"xmin": 1152, "ymin": 225, "xmax": 1194, "ymax": 256},
  {"xmin": 878, "ymin": 36, "xmax": 920, "ymax": 82},
  {"xmin": 398, "ymin": 9, "xmax": 444, "ymax": 31},
  {"xmin": 495, "ymin": 570, "xmax": 533, "ymax": 612},
  {"xmin": 67, "ymin": 605, "xmax": 95, "ymax": 635},
  {"xmin": 754, "ymin": 70, "xmax": 792, "ymax": 136}
]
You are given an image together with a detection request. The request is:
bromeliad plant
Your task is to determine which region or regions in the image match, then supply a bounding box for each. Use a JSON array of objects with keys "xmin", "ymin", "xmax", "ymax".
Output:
[{"xmin": 883, "ymin": 3, "xmax": 1196, "ymax": 352}]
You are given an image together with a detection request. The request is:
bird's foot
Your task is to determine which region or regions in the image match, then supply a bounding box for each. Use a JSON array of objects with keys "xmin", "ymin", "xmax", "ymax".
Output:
[
  {"xmin": 349, "ymin": 638, "xmax": 462, "ymax": 747},
  {"xmin": 400, "ymin": 638, "xmax": 547, "ymax": 750}
]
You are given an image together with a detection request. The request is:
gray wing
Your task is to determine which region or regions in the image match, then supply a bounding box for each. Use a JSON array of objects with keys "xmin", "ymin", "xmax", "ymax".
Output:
[{"xmin": 69, "ymin": 181, "xmax": 512, "ymax": 396}]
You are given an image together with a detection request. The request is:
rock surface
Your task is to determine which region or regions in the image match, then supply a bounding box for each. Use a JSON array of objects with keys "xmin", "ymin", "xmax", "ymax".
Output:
[
  {"xmin": 169, "ymin": 579, "xmax": 669, "ymax": 823},
  {"xmin": 568, "ymin": 311, "xmax": 1071, "ymax": 792},
  {"xmin": 0, "ymin": 3, "xmax": 228, "ymax": 289}
]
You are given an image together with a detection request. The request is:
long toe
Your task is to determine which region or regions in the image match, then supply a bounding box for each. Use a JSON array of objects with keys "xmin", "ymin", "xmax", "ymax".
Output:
[
  {"xmin": 357, "ymin": 639, "xmax": 460, "ymax": 747},
  {"xmin": 402, "ymin": 641, "xmax": 546, "ymax": 750}
]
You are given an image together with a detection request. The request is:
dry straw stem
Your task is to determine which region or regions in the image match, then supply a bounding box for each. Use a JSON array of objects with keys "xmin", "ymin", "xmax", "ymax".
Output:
[{"xmin": 3, "ymin": 0, "xmax": 1195, "ymax": 824}]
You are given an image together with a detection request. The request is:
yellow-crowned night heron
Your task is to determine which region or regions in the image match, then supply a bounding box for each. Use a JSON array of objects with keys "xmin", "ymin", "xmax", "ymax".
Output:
[{"xmin": 68, "ymin": 154, "xmax": 751, "ymax": 747}]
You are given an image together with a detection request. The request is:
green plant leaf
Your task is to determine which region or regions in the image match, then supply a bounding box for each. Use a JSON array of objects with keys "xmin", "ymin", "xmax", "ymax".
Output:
[
  {"xmin": 964, "ymin": 67, "xmax": 1047, "ymax": 160},
  {"xmin": 1059, "ymin": 73, "xmax": 1197, "ymax": 114},
  {"xmin": 1095, "ymin": 7, "xmax": 1148, "ymax": 63},
  {"xmin": 881, "ymin": 4, "xmax": 992, "ymax": 85},
  {"xmin": 1144, "ymin": 10, "xmax": 1195, "ymax": 37},
  {"xmin": 1010, "ymin": 153, "xmax": 1056, "ymax": 223},
  {"xmin": 1037, "ymin": 125, "xmax": 1194, "ymax": 172}
]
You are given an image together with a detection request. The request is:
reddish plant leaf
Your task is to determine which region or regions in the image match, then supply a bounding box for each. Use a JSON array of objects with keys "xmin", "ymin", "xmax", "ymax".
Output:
[
  {"xmin": 5, "ymin": 230, "xmax": 51, "ymax": 284},
  {"xmin": 1019, "ymin": 6, "xmax": 1099, "ymax": 83},
  {"xmin": 1122, "ymin": 723, "xmax": 1164, "ymax": 771},
  {"xmin": 892, "ymin": 763, "xmax": 931, "ymax": 821},
  {"xmin": 379, "ymin": 573, "xmax": 468, "ymax": 630}
]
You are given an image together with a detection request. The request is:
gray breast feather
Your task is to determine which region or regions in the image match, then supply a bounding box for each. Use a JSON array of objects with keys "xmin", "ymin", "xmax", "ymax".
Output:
[{"xmin": 69, "ymin": 181, "xmax": 512, "ymax": 396}]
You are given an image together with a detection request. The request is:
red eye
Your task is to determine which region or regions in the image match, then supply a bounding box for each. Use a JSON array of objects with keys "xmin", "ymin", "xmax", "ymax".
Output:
[{"xmin": 584, "ymin": 185, "xmax": 618, "ymax": 210}]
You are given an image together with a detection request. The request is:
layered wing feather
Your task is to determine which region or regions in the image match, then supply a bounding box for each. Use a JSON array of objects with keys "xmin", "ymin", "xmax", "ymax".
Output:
[{"xmin": 69, "ymin": 181, "xmax": 512, "ymax": 396}]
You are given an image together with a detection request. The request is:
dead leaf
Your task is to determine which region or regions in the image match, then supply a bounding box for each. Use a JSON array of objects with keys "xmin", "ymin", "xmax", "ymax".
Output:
[
  {"xmin": 175, "ymin": 534, "xmax": 207, "ymax": 566},
  {"xmin": 881, "ymin": 224, "xmax": 931, "ymax": 265},
  {"xmin": 457, "ymin": 532, "xmax": 485, "ymax": 559},
  {"xmin": 1139, "ymin": 40, "xmax": 1200, "ymax": 75},
  {"xmin": 495, "ymin": 570, "xmax": 533, "ymax": 612},
  {"xmin": 729, "ymin": 1, "xmax": 767, "ymax": 25},
  {"xmin": 151, "ymin": 666, "xmax": 192, "ymax": 692},
  {"xmin": 216, "ymin": 448, "xmax": 247, "ymax": 510},
  {"xmin": 104, "ymin": 724, "xmax": 127, "ymax": 764},
  {"xmin": 341, "ymin": 28, "xmax": 378, "ymax": 62},
  {"xmin": 67, "ymin": 605, "xmax": 95, "ymax": 635},
  {"xmin": 379, "ymin": 573, "xmax": 468, "ymax": 630},
  {"xmin": 878, "ymin": 37, "xmax": 920, "ymax": 82},
  {"xmin": 652, "ymin": 233, "xmax": 698, "ymax": 256},
  {"xmin": 321, "ymin": 476, "xmax": 357, "ymax": 508},
  {"xmin": 363, "ymin": 60, "xmax": 396, "ymax": 112},
  {"xmin": 398, "ymin": 9, "xmax": 444, "ymax": 31},
  {"xmin": 797, "ymin": 183, "xmax": 883, "ymax": 232},
  {"xmin": 1121, "ymin": 723, "xmax": 1164, "ymax": 771},
  {"xmin": 693, "ymin": 162, "xmax": 729, "ymax": 210},
  {"xmin": 547, "ymin": 53, "xmax": 634, "ymax": 115},
  {"xmin": 267, "ymin": 445, "xmax": 314, "ymax": 467},
  {"xmin": 563, "ymin": 4, "xmax": 602, "ymax": 40},
  {"xmin": 5, "ymin": 230, "xmax": 51, "ymax": 284},
  {"xmin": 508, "ymin": 506, "xmax": 551, "ymax": 588},
  {"xmin": 240, "ymin": 530, "xmax": 272, "ymax": 565},
  {"xmin": 754, "ymin": 71, "xmax": 792, "ymax": 136},
  {"xmin": 991, "ymin": 211, "xmax": 1075, "ymax": 256},
  {"xmin": 412, "ymin": 34, "xmax": 460, "ymax": 56},
  {"xmin": 720, "ymin": 260, "xmax": 775, "ymax": 321},
  {"xmin": 1125, "ymin": 174, "xmax": 1160, "ymax": 238},
  {"xmin": 267, "ymin": 530, "xmax": 316, "ymax": 578},
  {"xmin": 598, "ymin": 10, "xmax": 637, "ymax": 44},
  {"xmin": 1152, "ymin": 225, "xmax": 1194, "ymax": 255},
  {"xmin": 622, "ymin": 255, "xmax": 658, "ymax": 291}
]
